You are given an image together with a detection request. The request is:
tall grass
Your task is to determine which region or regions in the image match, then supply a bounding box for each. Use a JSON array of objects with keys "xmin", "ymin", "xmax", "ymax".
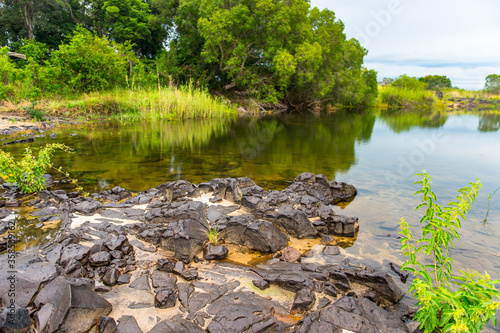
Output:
[
  {"xmin": 1, "ymin": 84, "xmax": 237, "ymax": 120},
  {"xmin": 379, "ymin": 85, "xmax": 436, "ymax": 109}
]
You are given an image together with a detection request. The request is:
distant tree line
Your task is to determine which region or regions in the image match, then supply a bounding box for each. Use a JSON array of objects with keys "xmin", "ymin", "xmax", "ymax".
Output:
[{"xmin": 0, "ymin": 0, "xmax": 378, "ymax": 109}]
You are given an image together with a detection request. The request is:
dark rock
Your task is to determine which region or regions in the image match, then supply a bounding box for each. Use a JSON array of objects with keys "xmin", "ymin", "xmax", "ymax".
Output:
[
  {"xmin": 148, "ymin": 319, "xmax": 205, "ymax": 333},
  {"xmin": 5, "ymin": 199, "xmax": 21, "ymax": 208},
  {"xmin": 280, "ymin": 246, "xmax": 301, "ymax": 263},
  {"xmin": 95, "ymin": 282, "xmax": 112, "ymax": 292},
  {"xmin": 155, "ymin": 289, "xmax": 177, "ymax": 309},
  {"xmin": 224, "ymin": 179, "xmax": 243, "ymax": 203},
  {"xmin": 161, "ymin": 218, "xmax": 208, "ymax": 263},
  {"xmin": 60, "ymin": 244, "xmax": 90, "ymax": 267},
  {"xmin": 157, "ymin": 258, "xmax": 176, "ymax": 272},
  {"xmin": 72, "ymin": 199, "xmax": 101, "ymax": 215},
  {"xmin": 103, "ymin": 235, "xmax": 129, "ymax": 252},
  {"xmin": 116, "ymin": 315, "xmax": 142, "ymax": 333},
  {"xmin": 344, "ymin": 268, "xmax": 405, "ymax": 304},
  {"xmin": 129, "ymin": 239, "xmax": 156, "ymax": 253},
  {"xmin": 222, "ymin": 214, "xmax": 288, "ymax": 253},
  {"xmin": 51, "ymin": 190, "xmax": 69, "ymax": 202},
  {"xmin": 102, "ymin": 268, "xmax": 120, "ymax": 286},
  {"xmin": 389, "ymin": 262, "xmax": 409, "ymax": 283},
  {"xmin": 321, "ymin": 215, "xmax": 359, "ymax": 237},
  {"xmin": 320, "ymin": 234, "xmax": 336, "ymax": 245},
  {"xmin": 173, "ymin": 261, "xmax": 185, "ymax": 275},
  {"xmin": 0, "ymin": 208, "xmax": 12, "ymax": 219},
  {"xmin": 324, "ymin": 282, "xmax": 338, "ymax": 297},
  {"xmin": 117, "ymin": 274, "xmax": 131, "ymax": 285},
  {"xmin": 0, "ymin": 304, "xmax": 33, "ymax": 332},
  {"xmin": 177, "ymin": 283, "xmax": 194, "ymax": 309},
  {"xmin": 203, "ymin": 244, "xmax": 229, "ymax": 260},
  {"xmin": 276, "ymin": 206, "xmax": 317, "ymax": 238},
  {"xmin": 110, "ymin": 250, "xmax": 124, "ymax": 259},
  {"xmin": 180, "ymin": 269, "xmax": 198, "ymax": 281},
  {"xmin": 129, "ymin": 274, "xmax": 151, "ymax": 292},
  {"xmin": 43, "ymin": 174, "xmax": 55, "ymax": 187},
  {"xmin": 240, "ymin": 195, "xmax": 265, "ymax": 210},
  {"xmin": 323, "ymin": 245, "xmax": 340, "ymax": 256},
  {"xmin": 317, "ymin": 297, "xmax": 332, "ymax": 310},
  {"xmin": 209, "ymin": 195, "xmax": 222, "ymax": 203},
  {"xmin": 150, "ymin": 270, "xmax": 177, "ymax": 289},
  {"xmin": 292, "ymin": 296, "xmax": 409, "ymax": 333},
  {"xmin": 64, "ymin": 259, "xmax": 85, "ymax": 278},
  {"xmin": 206, "ymin": 291, "xmax": 285, "ymax": 333},
  {"xmin": 252, "ymin": 279, "xmax": 270, "ymax": 290},
  {"xmin": 291, "ymin": 288, "xmax": 316, "ymax": 314},
  {"xmin": 89, "ymin": 251, "xmax": 112, "ymax": 267},
  {"xmin": 98, "ymin": 316, "xmax": 117, "ymax": 333},
  {"xmin": 34, "ymin": 277, "xmax": 112, "ymax": 333}
]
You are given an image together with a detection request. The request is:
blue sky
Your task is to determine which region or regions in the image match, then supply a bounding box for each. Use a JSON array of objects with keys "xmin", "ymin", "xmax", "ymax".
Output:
[{"xmin": 310, "ymin": 0, "xmax": 500, "ymax": 89}]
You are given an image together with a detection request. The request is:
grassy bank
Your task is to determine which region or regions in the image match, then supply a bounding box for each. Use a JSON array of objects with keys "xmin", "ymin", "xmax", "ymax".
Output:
[
  {"xmin": 378, "ymin": 85, "xmax": 500, "ymax": 111},
  {"xmin": 0, "ymin": 85, "xmax": 237, "ymax": 121}
]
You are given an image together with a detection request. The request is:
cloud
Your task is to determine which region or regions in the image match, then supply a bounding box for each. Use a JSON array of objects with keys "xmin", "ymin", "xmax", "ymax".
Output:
[{"xmin": 310, "ymin": 0, "xmax": 500, "ymax": 89}]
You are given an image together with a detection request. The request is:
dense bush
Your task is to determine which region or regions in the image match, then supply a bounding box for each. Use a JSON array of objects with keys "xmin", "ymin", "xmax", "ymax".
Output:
[{"xmin": 418, "ymin": 75, "xmax": 452, "ymax": 90}]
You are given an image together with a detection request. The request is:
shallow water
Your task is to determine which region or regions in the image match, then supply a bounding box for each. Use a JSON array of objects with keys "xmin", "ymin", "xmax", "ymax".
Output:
[{"xmin": 2, "ymin": 110, "xmax": 500, "ymax": 279}]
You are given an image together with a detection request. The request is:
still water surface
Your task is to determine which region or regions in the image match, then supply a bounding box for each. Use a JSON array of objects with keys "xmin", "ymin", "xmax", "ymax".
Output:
[{"xmin": 3, "ymin": 110, "xmax": 500, "ymax": 279}]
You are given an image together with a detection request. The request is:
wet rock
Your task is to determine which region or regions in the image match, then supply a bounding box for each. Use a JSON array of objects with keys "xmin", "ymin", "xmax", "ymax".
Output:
[
  {"xmin": 116, "ymin": 315, "xmax": 142, "ymax": 333},
  {"xmin": 280, "ymin": 246, "xmax": 301, "ymax": 263},
  {"xmin": 276, "ymin": 206, "xmax": 317, "ymax": 238},
  {"xmin": 43, "ymin": 174, "xmax": 55, "ymax": 187},
  {"xmin": 98, "ymin": 316, "xmax": 117, "ymax": 333},
  {"xmin": 89, "ymin": 251, "xmax": 112, "ymax": 267},
  {"xmin": 180, "ymin": 269, "xmax": 198, "ymax": 281},
  {"xmin": 291, "ymin": 288, "xmax": 316, "ymax": 314},
  {"xmin": 292, "ymin": 296, "xmax": 409, "ymax": 333},
  {"xmin": 177, "ymin": 283, "xmax": 194, "ymax": 309},
  {"xmin": 0, "ymin": 208, "xmax": 12, "ymax": 219},
  {"xmin": 222, "ymin": 214, "xmax": 288, "ymax": 253},
  {"xmin": 329, "ymin": 181, "xmax": 357, "ymax": 204},
  {"xmin": 203, "ymin": 244, "xmax": 229, "ymax": 260},
  {"xmin": 323, "ymin": 245, "xmax": 340, "ymax": 256},
  {"xmin": 324, "ymin": 282, "xmax": 338, "ymax": 297},
  {"xmin": 344, "ymin": 268, "xmax": 405, "ymax": 304},
  {"xmin": 319, "ymin": 215, "xmax": 359, "ymax": 237},
  {"xmin": 390, "ymin": 262, "xmax": 409, "ymax": 283},
  {"xmin": 161, "ymin": 218, "xmax": 208, "ymax": 263},
  {"xmin": 5, "ymin": 199, "xmax": 21, "ymax": 208},
  {"xmin": 0, "ymin": 304, "xmax": 33, "ymax": 332},
  {"xmin": 149, "ymin": 319, "xmax": 205, "ymax": 333},
  {"xmin": 157, "ymin": 258, "xmax": 176, "ymax": 272},
  {"xmin": 252, "ymin": 279, "xmax": 270, "ymax": 290},
  {"xmin": 102, "ymin": 268, "xmax": 120, "ymax": 286}
]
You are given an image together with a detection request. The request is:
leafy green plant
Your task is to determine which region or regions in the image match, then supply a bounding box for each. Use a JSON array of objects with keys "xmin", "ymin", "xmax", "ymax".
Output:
[
  {"xmin": 399, "ymin": 171, "xmax": 500, "ymax": 332},
  {"xmin": 208, "ymin": 225, "xmax": 219, "ymax": 245},
  {"xmin": 0, "ymin": 143, "xmax": 71, "ymax": 193},
  {"xmin": 23, "ymin": 101, "xmax": 45, "ymax": 121},
  {"xmin": 483, "ymin": 186, "xmax": 500, "ymax": 226}
]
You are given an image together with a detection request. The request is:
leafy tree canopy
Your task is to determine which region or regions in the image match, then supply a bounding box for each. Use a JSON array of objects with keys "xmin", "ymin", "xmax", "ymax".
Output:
[
  {"xmin": 418, "ymin": 75, "xmax": 452, "ymax": 90},
  {"xmin": 484, "ymin": 74, "xmax": 500, "ymax": 94}
]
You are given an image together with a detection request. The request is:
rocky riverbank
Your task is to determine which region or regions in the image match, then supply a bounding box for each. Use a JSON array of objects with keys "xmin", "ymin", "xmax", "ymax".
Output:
[{"xmin": 0, "ymin": 173, "xmax": 418, "ymax": 332}]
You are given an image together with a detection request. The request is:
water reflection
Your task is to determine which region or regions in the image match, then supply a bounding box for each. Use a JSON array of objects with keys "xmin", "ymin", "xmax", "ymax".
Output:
[
  {"xmin": 478, "ymin": 113, "xmax": 500, "ymax": 132},
  {"xmin": 378, "ymin": 109, "xmax": 448, "ymax": 133}
]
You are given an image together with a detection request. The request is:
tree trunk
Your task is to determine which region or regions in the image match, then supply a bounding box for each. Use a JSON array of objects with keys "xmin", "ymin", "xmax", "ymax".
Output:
[{"xmin": 19, "ymin": 0, "xmax": 34, "ymax": 40}]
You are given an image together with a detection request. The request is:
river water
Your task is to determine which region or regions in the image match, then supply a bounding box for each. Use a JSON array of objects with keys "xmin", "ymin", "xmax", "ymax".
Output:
[{"xmin": 3, "ymin": 110, "xmax": 500, "ymax": 279}]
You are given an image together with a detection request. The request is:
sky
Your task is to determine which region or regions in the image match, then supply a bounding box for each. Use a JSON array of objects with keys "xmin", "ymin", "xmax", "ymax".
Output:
[{"xmin": 310, "ymin": 0, "xmax": 500, "ymax": 89}]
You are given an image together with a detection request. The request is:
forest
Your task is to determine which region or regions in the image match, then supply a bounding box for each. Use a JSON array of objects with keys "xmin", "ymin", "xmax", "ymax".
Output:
[{"xmin": 0, "ymin": 0, "xmax": 378, "ymax": 110}]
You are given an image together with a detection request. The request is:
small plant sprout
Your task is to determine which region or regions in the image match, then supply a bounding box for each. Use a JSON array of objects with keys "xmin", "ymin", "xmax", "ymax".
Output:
[
  {"xmin": 208, "ymin": 225, "xmax": 219, "ymax": 245},
  {"xmin": 399, "ymin": 171, "xmax": 500, "ymax": 333},
  {"xmin": 483, "ymin": 186, "xmax": 500, "ymax": 226}
]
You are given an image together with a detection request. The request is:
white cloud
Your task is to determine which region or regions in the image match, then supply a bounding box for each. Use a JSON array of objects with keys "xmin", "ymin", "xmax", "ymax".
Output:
[{"xmin": 310, "ymin": 0, "xmax": 500, "ymax": 89}]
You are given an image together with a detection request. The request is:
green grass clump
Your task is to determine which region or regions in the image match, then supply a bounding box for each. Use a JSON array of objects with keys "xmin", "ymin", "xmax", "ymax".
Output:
[{"xmin": 380, "ymin": 85, "xmax": 436, "ymax": 109}]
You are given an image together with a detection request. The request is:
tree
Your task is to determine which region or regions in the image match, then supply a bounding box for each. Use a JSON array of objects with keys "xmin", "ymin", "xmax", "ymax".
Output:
[
  {"xmin": 484, "ymin": 74, "xmax": 500, "ymax": 94},
  {"xmin": 50, "ymin": 26, "xmax": 133, "ymax": 93},
  {"xmin": 190, "ymin": 0, "xmax": 373, "ymax": 108},
  {"xmin": 418, "ymin": 75, "xmax": 452, "ymax": 90},
  {"xmin": 392, "ymin": 74, "xmax": 425, "ymax": 90}
]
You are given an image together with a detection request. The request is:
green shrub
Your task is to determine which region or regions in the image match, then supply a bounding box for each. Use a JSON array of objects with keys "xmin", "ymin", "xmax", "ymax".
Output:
[
  {"xmin": 0, "ymin": 144, "xmax": 71, "ymax": 193},
  {"xmin": 399, "ymin": 171, "xmax": 500, "ymax": 332},
  {"xmin": 50, "ymin": 26, "xmax": 134, "ymax": 93},
  {"xmin": 0, "ymin": 47, "xmax": 17, "ymax": 100},
  {"xmin": 23, "ymin": 101, "xmax": 45, "ymax": 121},
  {"xmin": 392, "ymin": 74, "xmax": 426, "ymax": 90}
]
